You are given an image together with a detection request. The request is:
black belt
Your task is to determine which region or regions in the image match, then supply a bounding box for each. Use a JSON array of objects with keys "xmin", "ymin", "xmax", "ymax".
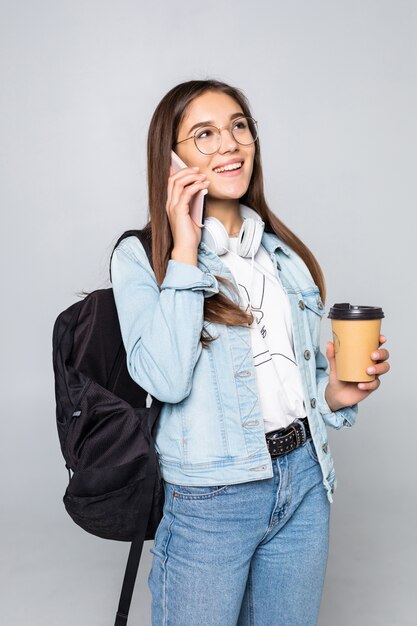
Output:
[{"xmin": 265, "ymin": 417, "xmax": 311, "ymax": 459}]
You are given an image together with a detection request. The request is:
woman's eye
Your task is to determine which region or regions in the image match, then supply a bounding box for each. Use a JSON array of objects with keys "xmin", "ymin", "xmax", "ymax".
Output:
[
  {"xmin": 234, "ymin": 121, "xmax": 247, "ymax": 130},
  {"xmin": 196, "ymin": 128, "xmax": 213, "ymax": 139}
]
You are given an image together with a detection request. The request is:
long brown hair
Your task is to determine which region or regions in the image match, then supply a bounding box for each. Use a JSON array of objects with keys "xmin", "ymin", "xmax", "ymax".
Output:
[{"xmin": 145, "ymin": 79, "xmax": 326, "ymax": 346}]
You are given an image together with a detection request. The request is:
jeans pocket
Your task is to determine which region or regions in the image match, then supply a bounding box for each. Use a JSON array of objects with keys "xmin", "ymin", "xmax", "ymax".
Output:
[
  {"xmin": 168, "ymin": 483, "xmax": 228, "ymax": 500},
  {"xmin": 305, "ymin": 439, "xmax": 319, "ymax": 463}
]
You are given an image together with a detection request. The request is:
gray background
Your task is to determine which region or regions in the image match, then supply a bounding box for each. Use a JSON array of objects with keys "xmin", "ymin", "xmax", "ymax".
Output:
[{"xmin": 1, "ymin": 1, "xmax": 415, "ymax": 624}]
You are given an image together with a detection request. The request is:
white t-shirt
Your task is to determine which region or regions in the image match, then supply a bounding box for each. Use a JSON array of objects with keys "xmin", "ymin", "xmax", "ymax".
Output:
[{"xmin": 222, "ymin": 237, "xmax": 306, "ymax": 433}]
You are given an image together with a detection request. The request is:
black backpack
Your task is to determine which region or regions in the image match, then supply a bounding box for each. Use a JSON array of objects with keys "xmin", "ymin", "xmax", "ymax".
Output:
[{"xmin": 52, "ymin": 228, "xmax": 163, "ymax": 626}]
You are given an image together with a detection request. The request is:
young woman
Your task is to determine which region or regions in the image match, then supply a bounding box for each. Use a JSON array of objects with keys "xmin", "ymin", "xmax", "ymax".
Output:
[{"xmin": 111, "ymin": 79, "xmax": 390, "ymax": 626}]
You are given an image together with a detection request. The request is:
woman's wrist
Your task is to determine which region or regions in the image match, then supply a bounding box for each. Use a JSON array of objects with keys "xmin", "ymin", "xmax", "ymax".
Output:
[
  {"xmin": 171, "ymin": 247, "xmax": 198, "ymax": 266},
  {"xmin": 324, "ymin": 384, "xmax": 345, "ymax": 412}
]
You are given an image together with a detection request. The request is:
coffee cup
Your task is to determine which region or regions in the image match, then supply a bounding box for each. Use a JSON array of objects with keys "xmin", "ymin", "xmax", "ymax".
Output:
[{"xmin": 328, "ymin": 303, "xmax": 384, "ymax": 382}]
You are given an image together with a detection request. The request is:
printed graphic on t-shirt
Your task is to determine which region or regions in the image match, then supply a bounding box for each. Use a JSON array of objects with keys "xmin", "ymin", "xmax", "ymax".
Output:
[
  {"xmin": 237, "ymin": 277, "xmax": 297, "ymax": 368},
  {"xmin": 222, "ymin": 239, "xmax": 305, "ymax": 431}
]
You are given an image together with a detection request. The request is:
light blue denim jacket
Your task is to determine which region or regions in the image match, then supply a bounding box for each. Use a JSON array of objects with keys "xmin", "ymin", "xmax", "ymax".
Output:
[{"xmin": 111, "ymin": 230, "xmax": 358, "ymax": 503}]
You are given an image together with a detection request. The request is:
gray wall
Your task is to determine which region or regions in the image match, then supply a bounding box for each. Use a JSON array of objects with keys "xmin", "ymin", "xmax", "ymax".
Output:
[{"xmin": 1, "ymin": 1, "xmax": 415, "ymax": 624}]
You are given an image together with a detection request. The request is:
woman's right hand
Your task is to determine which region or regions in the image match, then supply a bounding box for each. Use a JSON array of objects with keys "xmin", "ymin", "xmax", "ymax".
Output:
[{"xmin": 166, "ymin": 166, "xmax": 210, "ymax": 264}]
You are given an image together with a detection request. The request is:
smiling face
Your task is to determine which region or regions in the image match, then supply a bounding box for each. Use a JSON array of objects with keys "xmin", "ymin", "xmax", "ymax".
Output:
[{"xmin": 175, "ymin": 91, "xmax": 256, "ymax": 206}]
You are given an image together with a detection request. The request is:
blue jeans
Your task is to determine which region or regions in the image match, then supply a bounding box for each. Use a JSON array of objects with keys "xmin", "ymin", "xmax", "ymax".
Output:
[{"xmin": 148, "ymin": 440, "xmax": 330, "ymax": 625}]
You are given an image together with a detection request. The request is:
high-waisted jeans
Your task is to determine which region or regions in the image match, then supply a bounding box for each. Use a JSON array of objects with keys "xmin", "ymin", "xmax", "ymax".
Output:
[{"xmin": 148, "ymin": 439, "xmax": 330, "ymax": 626}]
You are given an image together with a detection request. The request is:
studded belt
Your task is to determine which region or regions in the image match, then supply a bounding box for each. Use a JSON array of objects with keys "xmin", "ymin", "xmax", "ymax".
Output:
[{"xmin": 265, "ymin": 417, "xmax": 311, "ymax": 458}]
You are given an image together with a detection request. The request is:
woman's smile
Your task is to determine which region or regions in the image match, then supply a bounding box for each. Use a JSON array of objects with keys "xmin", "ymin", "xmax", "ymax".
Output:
[{"xmin": 212, "ymin": 158, "xmax": 244, "ymax": 176}]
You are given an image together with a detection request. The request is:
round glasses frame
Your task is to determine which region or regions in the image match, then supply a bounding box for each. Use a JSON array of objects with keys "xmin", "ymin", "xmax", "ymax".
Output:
[{"xmin": 175, "ymin": 116, "xmax": 258, "ymax": 155}]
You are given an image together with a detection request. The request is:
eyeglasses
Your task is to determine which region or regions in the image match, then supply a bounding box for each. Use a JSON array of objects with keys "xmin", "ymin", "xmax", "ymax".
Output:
[{"xmin": 175, "ymin": 116, "xmax": 258, "ymax": 155}]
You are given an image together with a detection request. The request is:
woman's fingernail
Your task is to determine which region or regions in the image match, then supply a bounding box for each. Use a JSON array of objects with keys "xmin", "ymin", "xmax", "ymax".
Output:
[
  {"xmin": 367, "ymin": 367, "xmax": 376, "ymax": 375},
  {"xmin": 358, "ymin": 383, "xmax": 366, "ymax": 390},
  {"xmin": 192, "ymin": 166, "xmax": 200, "ymax": 170},
  {"xmin": 372, "ymin": 352, "xmax": 379, "ymax": 359}
]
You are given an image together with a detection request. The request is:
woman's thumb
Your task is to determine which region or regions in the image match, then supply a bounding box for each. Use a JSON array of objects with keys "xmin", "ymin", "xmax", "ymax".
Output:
[{"xmin": 326, "ymin": 342, "xmax": 337, "ymax": 376}]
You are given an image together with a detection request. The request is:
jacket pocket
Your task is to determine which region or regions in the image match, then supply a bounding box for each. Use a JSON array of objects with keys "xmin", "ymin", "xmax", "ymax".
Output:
[{"xmin": 300, "ymin": 291, "xmax": 325, "ymax": 349}]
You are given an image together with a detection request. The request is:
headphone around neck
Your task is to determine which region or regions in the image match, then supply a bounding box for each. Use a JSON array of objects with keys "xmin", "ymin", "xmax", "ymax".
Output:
[{"xmin": 201, "ymin": 205, "xmax": 265, "ymax": 258}]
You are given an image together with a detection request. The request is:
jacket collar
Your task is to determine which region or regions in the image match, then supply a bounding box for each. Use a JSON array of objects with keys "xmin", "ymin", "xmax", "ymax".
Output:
[{"xmin": 261, "ymin": 230, "xmax": 291, "ymax": 257}]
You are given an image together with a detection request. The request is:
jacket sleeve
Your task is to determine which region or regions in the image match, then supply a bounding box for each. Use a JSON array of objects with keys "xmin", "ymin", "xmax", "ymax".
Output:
[
  {"xmin": 315, "ymin": 347, "xmax": 359, "ymax": 429},
  {"xmin": 111, "ymin": 237, "xmax": 219, "ymax": 403}
]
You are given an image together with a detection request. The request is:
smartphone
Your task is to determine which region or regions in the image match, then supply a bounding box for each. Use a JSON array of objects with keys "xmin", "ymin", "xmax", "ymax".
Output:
[{"xmin": 171, "ymin": 150, "xmax": 207, "ymax": 227}]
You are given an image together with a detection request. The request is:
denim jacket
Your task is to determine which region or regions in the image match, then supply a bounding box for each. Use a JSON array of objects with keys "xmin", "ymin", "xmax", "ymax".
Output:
[{"xmin": 111, "ymin": 228, "xmax": 358, "ymax": 503}]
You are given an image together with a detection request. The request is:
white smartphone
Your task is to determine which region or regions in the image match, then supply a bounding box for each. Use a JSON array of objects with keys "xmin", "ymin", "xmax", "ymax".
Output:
[{"xmin": 171, "ymin": 150, "xmax": 207, "ymax": 227}]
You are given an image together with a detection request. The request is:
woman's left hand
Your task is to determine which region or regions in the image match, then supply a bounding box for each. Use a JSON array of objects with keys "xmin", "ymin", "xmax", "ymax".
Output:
[{"xmin": 324, "ymin": 335, "xmax": 390, "ymax": 412}]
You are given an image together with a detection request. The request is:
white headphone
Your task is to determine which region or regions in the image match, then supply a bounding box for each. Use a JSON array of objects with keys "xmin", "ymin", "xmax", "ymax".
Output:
[{"xmin": 201, "ymin": 205, "xmax": 265, "ymax": 257}]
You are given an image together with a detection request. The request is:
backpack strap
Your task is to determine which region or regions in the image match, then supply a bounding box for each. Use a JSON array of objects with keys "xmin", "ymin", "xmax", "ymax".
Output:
[
  {"xmin": 109, "ymin": 225, "xmax": 153, "ymax": 279},
  {"xmin": 110, "ymin": 225, "xmax": 163, "ymax": 625},
  {"xmin": 114, "ymin": 399, "xmax": 161, "ymax": 626}
]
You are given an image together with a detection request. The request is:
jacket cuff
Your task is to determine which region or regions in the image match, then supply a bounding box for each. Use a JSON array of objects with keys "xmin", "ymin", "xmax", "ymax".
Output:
[
  {"xmin": 317, "ymin": 376, "xmax": 358, "ymax": 429},
  {"xmin": 161, "ymin": 260, "xmax": 219, "ymax": 297}
]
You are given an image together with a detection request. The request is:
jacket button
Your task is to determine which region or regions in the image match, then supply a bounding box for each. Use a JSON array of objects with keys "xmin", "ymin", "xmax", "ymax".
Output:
[
  {"xmin": 317, "ymin": 300, "xmax": 324, "ymax": 310},
  {"xmin": 298, "ymin": 300, "xmax": 305, "ymax": 310},
  {"xmin": 304, "ymin": 350, "xmax": 311, "ymax": 360},
  {"xmin": 310, "ymin": 398, "xmax": 316, "ymax": 409}
]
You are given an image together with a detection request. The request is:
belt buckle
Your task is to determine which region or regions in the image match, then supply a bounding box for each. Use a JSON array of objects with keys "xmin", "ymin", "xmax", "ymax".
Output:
[
  {"xmin": 266, "ymin": 421, "xmax": 306, "ymax": 458},
  {"xmin": 289, "ymin": 425, "xmax": 300, "ymax": 449},
  {"xmin": 266, "ymin": 429, "xmax": 284, "ymax": 458},
  {"xmin": 267, "ymin": 429, "xmax": 283, "ymax": 441},
  {"xmin": 292, "ymin": 420, "xmax": 306, "ymax": 448},
  {"xmin": 267, "ymin": 432, "xmax": 280, "ymax": 457}
]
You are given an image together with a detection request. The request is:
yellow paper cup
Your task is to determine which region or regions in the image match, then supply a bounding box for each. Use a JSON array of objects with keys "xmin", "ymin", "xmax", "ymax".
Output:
[{"xmin": 328, "ymin": 303, "xmax": 384, "ymax": 382}]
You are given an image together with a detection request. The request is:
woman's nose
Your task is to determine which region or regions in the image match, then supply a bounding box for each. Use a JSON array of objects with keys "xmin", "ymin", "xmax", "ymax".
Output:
[{"xmin": 218, "ymin": 128, "xmax": 238, "ymax": 153}]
